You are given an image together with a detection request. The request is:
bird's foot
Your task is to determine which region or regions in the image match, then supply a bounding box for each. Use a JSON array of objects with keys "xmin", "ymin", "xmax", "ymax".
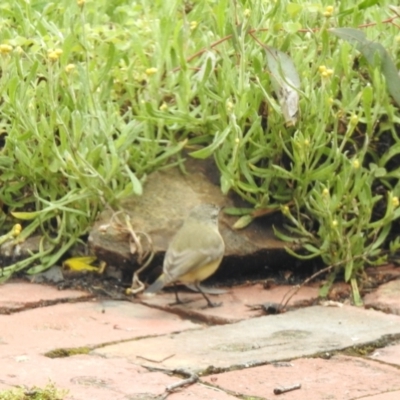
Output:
[
  {"xmin": 202, "ymin": 300, "xmax": 222, "ymax": 309},
  {"xmin": 168, "ymin": 298, "xmax": 193, "ymax": 307}
]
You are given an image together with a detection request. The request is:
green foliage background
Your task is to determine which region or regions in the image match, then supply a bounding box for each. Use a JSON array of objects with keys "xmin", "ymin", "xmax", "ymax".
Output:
[{"xmin": 1, "ymin": 0, "xmax": 400, "ymax": 294}]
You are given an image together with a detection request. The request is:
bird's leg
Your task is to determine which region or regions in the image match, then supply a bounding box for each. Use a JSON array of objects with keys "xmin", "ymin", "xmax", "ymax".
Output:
[
  {"xmin": 173, "ymin": 283, "xmax": 183, "ymax": 304},
  {"xmin": 169, "ymin": 284, "xmax": 191, "ymax": 306},
  {"xmin": 195, "ymin": 282, "xmax": 222, "ymax": 308}
]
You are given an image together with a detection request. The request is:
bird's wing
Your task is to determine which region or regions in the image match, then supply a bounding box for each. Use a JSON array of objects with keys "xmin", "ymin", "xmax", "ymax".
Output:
[{"xmin": 163, "ymin": 247, "xmax": 219, "ymax": 283}]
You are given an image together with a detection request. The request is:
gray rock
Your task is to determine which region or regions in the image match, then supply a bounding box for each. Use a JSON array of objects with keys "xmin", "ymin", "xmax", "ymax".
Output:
[
  {"xmin": 88, "ymin": 158, "xmax": 293, "ymax": 277},
  {"xmin": 27, "ymin": 265, "xmax": 64, "ymax": 283}
]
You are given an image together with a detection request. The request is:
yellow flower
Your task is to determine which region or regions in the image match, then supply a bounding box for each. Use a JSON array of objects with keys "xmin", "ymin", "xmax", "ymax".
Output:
[
  {"xmin": 332, "ymin": 219, "xmax": 338, "ymax": 227},
  {"xmin": 0, "ymin": 44, "xmax": 13, "ymax": 54},
  {"xmin": 159, "ymin": 102, "xmax": 168, "ymax": 111},
  {"xmin": 48, "ymin": 51, "xmax": 59, "ymax": 61},
  {"xmin": 13, "ymin": 224, "xmax": 22, "ymax": 237},
  {"xmin": 244, "ymin": 9, "xmax": 251, "ymax": 17},
  {"xmin": 319, "ymin": 65, "xmax": 333, "ymax": 78},
  {"xmin": 226, "ymin": 101, "xmax": 234, "ymax": 112},
  {"xmin": 48, "ymin": 49, "xmax": 62, "ymax": 61},
  {"xmin": 190, "ymin": 21, "xmax": 198, "ymax": 30},
  {"xmin": 350, "ymin": 114, "xmax": 359, "ymax": 126},
  {"xmin": 77, "ymin": 0, "xmax": 85, "ymax": 6},
  {"xmin": 65, "ymin": 63, "xmax": 76, "ymax": 73},
  {"xmin": 281, "ymin": 205, "xmax": 290, "ymax": 216},
  {"xmin": 145, "ymin": 67, "xmax": 158, "ymax": 76},
  {"xmin": 392, "ymin": 196, "xmax": 399, "ymax": 208},
  {"xmin": 323, "ymin": 6, "xmax": 334, "ymax": 17},
  {"xmin": 352, "ymin": 159, "xmax": 360, "ymax": 169},
  {"xmin": 322, "ymin": 188, "xmax": 329, "ymax": 197}
]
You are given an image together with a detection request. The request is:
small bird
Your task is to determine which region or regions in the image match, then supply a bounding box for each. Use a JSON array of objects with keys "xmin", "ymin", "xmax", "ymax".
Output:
[{"xmin": 145, "ymin": 203, "xmax": 225, "ymax": 307}]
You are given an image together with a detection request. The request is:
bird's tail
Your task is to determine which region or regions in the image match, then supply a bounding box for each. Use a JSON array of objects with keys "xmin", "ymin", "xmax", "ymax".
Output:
[{"xmin": 144, "ymin": 274, "xmax": 167, "ymax": 294}]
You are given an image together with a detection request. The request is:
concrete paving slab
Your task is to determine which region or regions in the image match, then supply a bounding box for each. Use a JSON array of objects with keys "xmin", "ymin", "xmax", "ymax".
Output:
[
  {"xmin": 0, "ymin": 281, "xmax": 90, "ymax": 313},
  {"xmin": 369, "ymin": 343, "xmax": 400, "ymax": 367},
  {"xmin": 364, "ymin": 279, "xmax": 400, "ymax": 315},
  {"xmin": 0, "ymin": 300, "xmax": 200, "ymax": 355},
  {"xmin": 202, "ymin": 355, "xmax": 400, "ymax": 400},
  {"xmin": 94, "ymin": 305, "xmax": 400, "ymax": 372},
  {"xmin": 141, "ymin": 283, "xmax": 319, "ymax": 324}
]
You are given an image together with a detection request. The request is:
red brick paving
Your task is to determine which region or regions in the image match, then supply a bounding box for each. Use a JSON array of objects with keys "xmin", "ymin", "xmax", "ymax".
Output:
[
  {"xmin": 1, "ymin": 279, "xmax": 400, "ymax": 400},
  {"xmin": 141, "ymin": 283, "xmax": 319, "ymax": 324},
  {"xmin": 364, "ymin": 279, "xmax": 400, "ymax": 315},
  {"xmin": 202, "ymin": 355, "xmax": 400, "ymax": 400}
]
